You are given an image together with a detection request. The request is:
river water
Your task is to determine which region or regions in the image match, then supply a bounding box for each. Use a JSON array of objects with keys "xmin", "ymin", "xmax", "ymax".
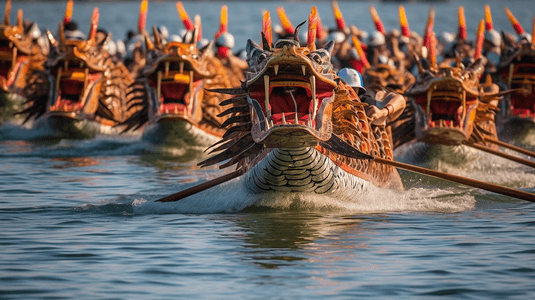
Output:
[{"xmin": 2, "ymin": 0, "xmax": 535, "ymax": 299}]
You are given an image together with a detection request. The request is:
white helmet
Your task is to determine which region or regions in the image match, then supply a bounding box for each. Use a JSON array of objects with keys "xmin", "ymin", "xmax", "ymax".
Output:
[
  {"xmin": 367, "ymin": 30, "xmax": 385, "ymax": 47},
  {"xmin": 484, "ymin": 29, "xmax": 501, "ymax": 47},
  {"xmin": 359, "ymin": 30, "xmax": 369, "ymax": 41},
  {"xmin": 158, "ymin": 25, "xmax": 169, "ymax": 40},
  {"xmin": 169, "ymin": 34, "xmax": 183, "ymax": 42},
  {"xmin": 338, "ymin": 68, "xmax": 366, "ymax": 92},
  {"xmin": 439, "ymin": 31, "xmax": 455, "ymax": 44},
  {"xmin": 518, "ymin": 32, "xmax": 532, "ymax": 43},
  {"xmin": 328, "ymin": 30, "xmax": 346, "ymax": 44},
  {"xmin": 116, "ymin": 40, "xmax": 126, "ymax": 57},
  {"xmin": 196, "ymin": 38, "xmax": 209, "ymax": 49},
  {"xmin": 216, "ymin": 32, "xmax": 235, "ymax": 49}
]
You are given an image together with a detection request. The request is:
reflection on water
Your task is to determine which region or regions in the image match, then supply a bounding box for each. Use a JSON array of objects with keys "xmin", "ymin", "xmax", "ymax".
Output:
[
  {"xmin": 52, "ymin": 157, "xmax": 101, "ymax": 168},
  {"xmin": 226, "ymin": 212, "xmax": 373, "ymax": 269}
]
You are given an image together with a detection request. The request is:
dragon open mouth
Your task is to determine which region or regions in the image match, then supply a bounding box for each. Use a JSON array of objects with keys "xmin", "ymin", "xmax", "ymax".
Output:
[
  {"xmin": 150, "ymin": 60, "xmax": 204, "ymax": 119},
  {"xmin": 413, "ymin": 78, "xmax": 478, "ymax": 145},
  {"xmin": 246, "ymin": 62, "xmax": 336, "ymax": 147},
  {"xmin": 415, "ymin": 79, "xmax": 478, "ymax": 129},
  {"xmin": 502, "ymin": 63, "xmax": 535, "ymax": 118},
  {"xmin": 49, "ymin": 65, "xmax": 103, "ymax": 113},
  {"xmin": 0, "ymin": 43, "xmax": 14, "ymax": 79},
  {"xmin": 0, "ymin": 40, "xmax": 24, "ymax": 88}
]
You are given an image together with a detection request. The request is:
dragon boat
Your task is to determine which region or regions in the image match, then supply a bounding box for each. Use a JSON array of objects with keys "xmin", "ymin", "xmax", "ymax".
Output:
[
  {"xmin": 399, "ymin": 50, "xmax": 503, "ymax": 165},
  {"xmin": 494, "ymin": 8, "xmax": 535, "ymax": 141},
  {"xmin": 194, "ymin": 8, "xmax": 403, "ymax": 200},
  {"xmin": 121, "ymin": 4, "xmax": 242, "ymax": 147},
  {"xmin": 0, "ymin": 1, "xmax": 45, "ymax": 124},
  {"xmin": 18, "ymin": 8, "xmax": 134, "ymax": 139}
]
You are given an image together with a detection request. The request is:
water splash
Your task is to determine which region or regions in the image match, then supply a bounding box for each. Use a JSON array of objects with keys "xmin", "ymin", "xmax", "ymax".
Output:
[{"xmin": 130, "ymin": 176, "xmax": 476, "ymax": 215}]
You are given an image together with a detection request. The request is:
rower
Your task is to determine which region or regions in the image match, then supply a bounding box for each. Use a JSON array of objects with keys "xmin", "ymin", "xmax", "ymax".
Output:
[
  {"xmin": 338, "ymin": 68, "xmax": 405, "ymax": 126},
  {"xmin": 215, "ymin": 32, "xmax": 248, "ymax": 82}
]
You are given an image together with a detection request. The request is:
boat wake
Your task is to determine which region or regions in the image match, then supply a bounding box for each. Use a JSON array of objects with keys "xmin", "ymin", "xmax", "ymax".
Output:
[
  {"xmin": 395, "ymin": 141, "xmax": 535, "ymax": 189},
  {"xmin": 129, "ymin": 175, "xmax": 477, "ymax": 215}
]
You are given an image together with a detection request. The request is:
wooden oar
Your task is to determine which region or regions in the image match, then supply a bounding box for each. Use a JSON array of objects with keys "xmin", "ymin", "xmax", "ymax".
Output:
[
  {"xmin": 483, "ymin": 137, "xmax": 535, "ymax": 159},
  {"xmin": 155, "ymin": 168, "xmax": 245, "ymax": 203},
  {"xmin": 467, "ymin": 142, "xmax": 535, "ymax": 168},
  {"xmin": 154, "ymin": 150, "xmax": 535, "ymax": 204},
  {"xmin": 373, "ymin": 157, "xmax": 535, "ymax": 202}
]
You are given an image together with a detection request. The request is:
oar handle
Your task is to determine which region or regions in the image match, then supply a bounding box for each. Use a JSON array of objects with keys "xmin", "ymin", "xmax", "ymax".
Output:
[
  {"xmin": 468, "ymin": 142, "xmax": 535, "ymax": 168},
  {"xmin": 155, "ymin": 168, "xmax": 245, "ymax": 203},
  {"xmin": 484, "ymin": 137, "xmax": 535, "ymax": 159},
  {"xmin": 374, "ymin": 157, "xmax": 535, "ymax": 202}
]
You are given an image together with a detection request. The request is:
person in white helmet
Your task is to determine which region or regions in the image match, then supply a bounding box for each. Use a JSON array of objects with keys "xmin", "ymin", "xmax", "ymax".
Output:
[
  {"xmin": 328, "ymin": 30, "xmax": 352, "ymax": 71},
  {"xmin": 215, "ymin": 32, "xmax": 248, "ymax": 84},
  {"xmin": 338, "ymin": 68, "xmax": 405, "ymax": 126},
  {"xmin": 366, "ymin": 30, "xmax": 392, "ymax": 66},
  {"xmin": 483, "ymin": 29, "xmax": 502, "ymax": 74}
]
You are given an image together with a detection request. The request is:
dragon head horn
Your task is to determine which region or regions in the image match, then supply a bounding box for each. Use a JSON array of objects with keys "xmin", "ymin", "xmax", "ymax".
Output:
[
  {"xmin": 194, "ymin": 14, "xmax": 202, "ymax": 41},
  {"xmin": 45, "ymin": 29, "xmax": 58, "ymax": 47},
  {"xmin": 532, "ymin": 15, "xmax": 535, "ymax": 45},
  {"xmin": 294, "ymin": 20, "xmax": 306, "ymax": 45},
  {"xmin": 414, "ymin": 54, "xmax": 426, "ymax": 74},
  {"xmin": 423, "ymin": 7, "xmax": 435, "ymax": 49},
  {"xmin": 277, "ymin": 6, "xmax": 295, "ymax": 35},
  {"xmin": 370, "ymin": 5, "xmax": 386, "ymax": 35},
  {"xmin": 307, "ymin": 6, "xmax": 318, "ymax": 50},
  {"xmin": 176, "ymin": 2, "xmax": 194, "ymax": 31},
  {"xmin": 485, "ymin": 4, "xmax": 493, "ymax": 31},
  {"xmin": 58, "ymin": 21, "xmax": 66, "ymax": 45},
  {"xmin": 152, "ymin": 25, "xmax": 162, "ymax": 49},
  {"xmin": 219, "ymin": 5, "xmax": 228, "ymax": 34},
  {"xmin": 261, "ymin": 10, "xmax": 272, "ymax": 50},
  {"xmin": 64, "ymin": 0, "xmax": 73, "ymax": 26},
  {"xmin": 138, "ymin": 0, "xmax": 148, "ymax": 34},
  {"xmin": 504, "ymin": 6, "xmax": 524, "ymax": 35},
  {"xmin": 144, "ymin": 31, "xmax": 154, "ymax": 51},
  {"xmin": 17, "ymin": 8, "xmax": 22, "ymax": 30},
  {"xmin": 331, "ymin": 1, "xmax": 346, "ymax": 31},
  {"xmin": 474, "ymin": 19, "xmax": 485, "ymax": 61},
  {"xmin": 399, "ymin": 5, "xmax": 410, "ymax": 37},
  {"xmin": 3, "ymin": 0, "xmax": 11, "ymax": 26},
  {"xmin": 429, "ymin": 31, "xmax": 437, "ymax": 69},
  {"xmin": 458, "ymin": 6, "xmax": 467, "ymax": 40},
  {"xmin": 88, "ymin": 7, "xmax": 99, "ymax": 43}
]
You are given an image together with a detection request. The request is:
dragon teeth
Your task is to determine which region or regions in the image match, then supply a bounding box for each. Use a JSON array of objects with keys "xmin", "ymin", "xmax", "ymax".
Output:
[
  {"xmin": 189, "ymin": 70, "xmax": 194, "ymax": 104},
  {"xmin": 179, "ymin": 62, "xmax": 184, "ymax": 73},
  {"xmin": 264, "ymin": 75, "xmax": 271, "ymax": 120},
  {"xmin": 310, "ymin": 75, "xmax": 317, "ymax": 119},
  {"xmin": 157, "ymin": 71, "xmax": 162, "ymax": 102},
  {"xmin": 274, "ymin": 64, "xmax": 279, "ymax": 75},
  {"xmin": 301, "ymin": 65, "xmax": 306, "ymax": 76}
]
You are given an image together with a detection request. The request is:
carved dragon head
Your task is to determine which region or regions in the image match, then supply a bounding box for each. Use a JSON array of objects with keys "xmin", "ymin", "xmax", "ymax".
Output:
[
  {"xmin": 406, "ymin": 57, "xmax": 485, "ymax": 145},
  {"xmin": 244, "ymin": 14, "xmax": 338, "ymax": 148},
  {"xmin": 20, "ymin": 8, "xmax": 131, "ymax": 125},
  {"xmin": 121, "ymin": 25, "xmax": 234, "ymax": 132},
  {"xmin": 0, "ymin": 1, "xmax": 43, "ymax": 93},
  {"xmin": 497, "ymin": 47, "xmax": 535, "ymax": 119},
  {"xmin": 199, "ymin": 8, "xmax": 400, "ymax": 191}
]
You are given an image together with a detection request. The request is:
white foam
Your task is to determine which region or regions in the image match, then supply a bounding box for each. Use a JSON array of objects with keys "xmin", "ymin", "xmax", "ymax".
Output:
[{"xmin": 131, "ymin": 176, "xmax": 476, "ymax": 214}]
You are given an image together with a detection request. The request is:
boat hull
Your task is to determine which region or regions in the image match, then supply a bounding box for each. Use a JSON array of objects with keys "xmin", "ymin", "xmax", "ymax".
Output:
[
  {"xmin": 245, "ymin": 147, "xmax": 401, "ymax": 201},
  {"xmin": 142, "ymin": 117, "xmax": 221, "ymax": 147}
]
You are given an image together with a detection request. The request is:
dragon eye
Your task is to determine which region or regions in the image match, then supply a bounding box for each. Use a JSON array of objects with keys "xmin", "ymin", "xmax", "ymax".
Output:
[
  {"xmin": 257, "ymin": 53, "xmax": 267, "ymax": 64},
  {"xmin": 308, "ymin": 52, "xmax": 328, "ymax": 64}
]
